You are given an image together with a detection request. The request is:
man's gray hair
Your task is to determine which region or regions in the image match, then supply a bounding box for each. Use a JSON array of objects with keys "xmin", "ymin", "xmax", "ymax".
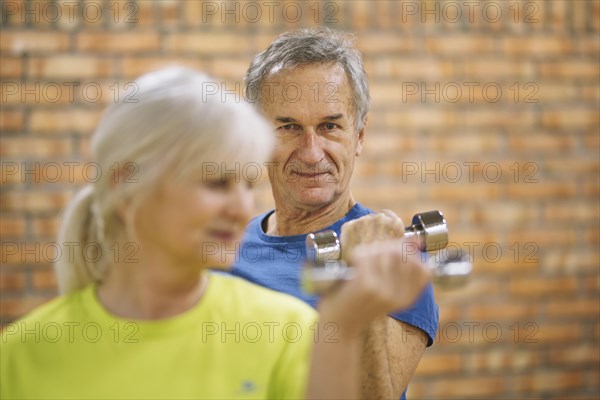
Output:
[{"xmin": 245, "ymin": 27, "xmax": 370, "ymax": 132}]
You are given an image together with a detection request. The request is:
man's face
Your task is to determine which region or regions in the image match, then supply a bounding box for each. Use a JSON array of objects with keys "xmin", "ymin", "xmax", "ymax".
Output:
[{"xmin": 260, "ymin": 63, "xmax": 364, "ymax": 211}]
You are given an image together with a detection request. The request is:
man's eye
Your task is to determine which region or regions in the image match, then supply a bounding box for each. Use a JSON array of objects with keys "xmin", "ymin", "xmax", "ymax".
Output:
[
  {"xmin": 280, "ymin": 124, "xmax": 299, "ymax": 131},
  {"xmin": 322, "ymin": 122, "xmax": 338, "ymax": 130}
]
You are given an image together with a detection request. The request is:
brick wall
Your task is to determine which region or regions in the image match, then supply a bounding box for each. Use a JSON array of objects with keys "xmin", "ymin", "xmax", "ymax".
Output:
[{"xmin": 1, "ymin": 0, "xmax": 599, "ymax": 398}]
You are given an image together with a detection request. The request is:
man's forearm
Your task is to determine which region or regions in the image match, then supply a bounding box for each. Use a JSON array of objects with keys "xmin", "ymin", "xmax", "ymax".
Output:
[{"xmin": 360, "ymin": 317, "xmax": 428, "ymax": 399}]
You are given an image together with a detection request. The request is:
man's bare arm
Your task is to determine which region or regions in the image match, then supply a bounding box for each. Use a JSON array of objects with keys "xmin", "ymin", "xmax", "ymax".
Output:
[{"xmin": 360, "ymin": 317, "xmax": 428, "ymax": 399}]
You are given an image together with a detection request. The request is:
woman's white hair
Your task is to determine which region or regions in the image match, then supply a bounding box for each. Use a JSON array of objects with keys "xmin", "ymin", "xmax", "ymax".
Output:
[{"xmin": 55, "ymin": 66, "xmax": 274, "ymax": 294}]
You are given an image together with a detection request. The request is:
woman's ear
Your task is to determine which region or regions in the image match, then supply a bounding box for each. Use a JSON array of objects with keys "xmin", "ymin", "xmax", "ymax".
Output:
[{"xmin": 109, "ymin": 162, "xmax": 139, "ymax": 221}]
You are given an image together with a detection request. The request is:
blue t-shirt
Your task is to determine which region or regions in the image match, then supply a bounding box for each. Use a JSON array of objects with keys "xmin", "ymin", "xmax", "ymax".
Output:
[{"xmin": 230, "ymin": 203, "xmax": 439, "ymax": 345}]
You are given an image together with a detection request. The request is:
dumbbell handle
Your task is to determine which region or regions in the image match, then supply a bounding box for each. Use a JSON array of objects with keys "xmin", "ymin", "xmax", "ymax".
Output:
[
  {"xmin": 306, "ymin": 210, "xmax": 448, "ymax": 264},
  {"xmin": 303, "ymin": 254, "xmax": 472, "ymax": 294}
]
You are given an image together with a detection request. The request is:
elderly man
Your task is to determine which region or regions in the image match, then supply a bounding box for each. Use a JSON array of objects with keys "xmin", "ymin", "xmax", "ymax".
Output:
[{"xmin": 232, "ymin": 28, "xmax": 438, "ymax": 399}]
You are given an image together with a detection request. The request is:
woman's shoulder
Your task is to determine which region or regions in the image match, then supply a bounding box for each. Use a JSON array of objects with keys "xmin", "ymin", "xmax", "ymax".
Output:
[
  {"xmin": 208, "ymin": 273, "xmax": 317, "ymax": 322},
  {"xmin": 1, "ymin": 287, "xmax": 92, "ymax": 342}
]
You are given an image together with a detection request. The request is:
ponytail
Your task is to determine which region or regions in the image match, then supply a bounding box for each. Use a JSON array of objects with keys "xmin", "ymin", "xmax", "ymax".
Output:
[{"xmin": 55, "ymin": 185, "xmax": 109, "ymax": 294}]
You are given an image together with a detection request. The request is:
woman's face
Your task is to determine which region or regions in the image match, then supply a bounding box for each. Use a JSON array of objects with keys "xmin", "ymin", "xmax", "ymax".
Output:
[{"xmin": 131, "ymin": 162, "xmax": 255, "ymax": 270}]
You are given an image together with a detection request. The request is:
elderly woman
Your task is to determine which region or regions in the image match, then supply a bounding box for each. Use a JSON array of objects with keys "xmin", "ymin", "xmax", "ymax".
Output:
[{"xmin": 1, "ymin": 67, "xmax": 430, "ymax": 400}]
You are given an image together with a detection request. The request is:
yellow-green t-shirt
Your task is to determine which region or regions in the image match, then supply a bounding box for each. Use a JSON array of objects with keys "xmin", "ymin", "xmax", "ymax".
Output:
[{"xmin": 1, "ymin": 273, "xmax": 318, "ymax": 400}]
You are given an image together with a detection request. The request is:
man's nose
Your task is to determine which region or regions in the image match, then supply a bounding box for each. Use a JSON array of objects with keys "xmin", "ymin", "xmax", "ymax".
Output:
[{"xmin": 296, "ymin": 130, "xmax": 325, "ymax": 165}]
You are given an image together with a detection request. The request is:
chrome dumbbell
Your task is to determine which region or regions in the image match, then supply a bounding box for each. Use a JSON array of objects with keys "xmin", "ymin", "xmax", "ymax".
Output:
[{"xmin": 302, "ymin": 210, "xmax": 471, "ymax": 294}]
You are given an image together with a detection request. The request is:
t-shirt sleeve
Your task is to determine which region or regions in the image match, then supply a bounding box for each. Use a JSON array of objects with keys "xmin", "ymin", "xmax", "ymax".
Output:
[
  {"xmin": 267, "ymin": 310, "xmax": 318, "ymax": 399},
  {"xmin": 389, "ymin": 283, "xmax": 439, "ymax": 346}
]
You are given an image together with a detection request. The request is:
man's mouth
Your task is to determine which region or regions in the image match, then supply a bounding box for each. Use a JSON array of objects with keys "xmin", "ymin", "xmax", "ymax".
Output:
[{"xmin": 293, "ymin": 171, "xmax": 329, "ymax": 178}]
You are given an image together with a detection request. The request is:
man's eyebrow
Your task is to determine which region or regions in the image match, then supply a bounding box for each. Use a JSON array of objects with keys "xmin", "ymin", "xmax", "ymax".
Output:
[
  {"xmin": 322, "ymin": 114, "xmax": 344, "ymax": 121},
  {"xmin": 274, "ymin": 114, "xmax": 344, "ymax": 124},
  {"xmin": 274, "ymin": 116, "xmax": 297, "ymax": 123}
]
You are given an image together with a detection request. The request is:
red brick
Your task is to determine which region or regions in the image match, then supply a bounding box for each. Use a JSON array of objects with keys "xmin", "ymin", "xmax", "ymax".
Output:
[
  {"xmin": 0, "ymin": 191, "xmax": 72, "ymax": 213},
  {"xmin": 508, "ymin": 131, "xmax": 577, "ymax": 153},
  {"xmin": 28, "ymin": 55, "xmax": 115, "ymax": 79},
  {"xmin": 582, "ymin": 84, "xmax": 600, "ymax": 102},
  {"xmin": 429, "ymin": 183, "xmax": 502, "ymax": 201},
  {"xmin": 425, "ymin": 36, "xmax": 496, "ymax": 55},
  {"xmin": 358, "ymin": 33, "xmax": 416, "ymax": 54},
  {"xmin": 584, "ymin": 179, "xmax": 599, "ymax": 197},
  {"xmin": 155, "ymin": 0, "xmax": 181, "ymax": 29},
  {"xmin": 546, "ymin": 298, "xmax": 600, "ymax": 319},
  {"xmin": 592, "ymin": 1, "xmax": 600, "ymax": 31},
  {"xmin": 30, "ymin": 109, "xmax": 101, "ymax": 134},
  {"xmin": 370, "ymin": 58, "xmax": 452, "ymax": 82},
  {"xmin": 461, "ymin": 59, "xmax": 534, "ymax": 79},
  {"xmin": 361, "ymin": 132, "xmax": 418, "ymax": 157},
  {"xmin": 121, "ymin": 57, "xmax": 208, "ymax": 79},
  {"xmin": 128, "ymin": 0, "xmax": 157, "ymax": 28},
  {"xmin": 541, "ymin": 108, "xmax": 600, "ymax": 129},
  {"xmin": 0, "ymin": 110, "xmax": 25, "ymax": 131},
  {"xmin": 0, "ymin": 296, "xmax": 54, "ymax": 319},
  {"xmin": 345, "ymin": 0, "xmax": 370, "ymax": 31},
  {"xmin": 534, "ymin": 323, "xmax": 582, "ymax": 343},
  {"xmin": 0, "ymin": 270, "xmax": 26, "ymax": 291},
  {"xmin": 467, "ymin": 303, "xmax": 538, "ymax": 322},
  {"xmin": 209, "ymin": 58, "xmax": 251, "ymax": 82},
  {"xmin": 435, "ymin": 277, "xmax": 502, "ymax": 304},
  {"xmin": 585, "ymin": 228, "xmax": 599, "ymax": 246},
  {"xmin": 31, "ymin": 215, "xmax": 62, "ymax": 238},
  {"xmin": 0, "ymin": 0, "xmax": 26, "ymax": 26},
  {"xmin": 76, "ymin": 32, "xmax": 160, "ymax": 53},
  {"xmin": 515, "ymin": 370, "xmax": 585, "ymax": 393},
  {"xmin": 0, "ymin": 137, "xmax": 72, "ymax": 158},
  {"xmin": 415, "ymin": 353, "xmax": 462, "ymax": 375},
  {"xmin": 508, "ymin": 228, "xmax": 577, "ymax": 247},
  {"xmin": 382, "ymin": 108, "xmax": 452, "ymax": 129},
  {"xmin": 0, "ymin": 57, "xmax": 23, "ymax": 78},
  {"xmin": 467, "ymin": 202, "xmax": 540, "ymax": 229},
  {"xmin": 1, "ymin": 241, "xmax": 58, "ymax": 264},
  {"xmin": 2, "ymin": 81, "xmax": 68, "ymax": 105},
  {"xmin": 23, "ymin": 162, "xmax": 92, "ymax": 185},
  {"xmin": 507, "ymin": 181, "xmax": 577, "ymax": 199},
  {"xmin": 542, "ymin": 249, "xmax": 600, "ymax": 274},
  {"xmin": 352, "ymin": 184, "xmax": 420, "ymax": 209},
  {"xmin": 502, "ymin": 36, "xmax": 573, "ymax": 56},
  {"xmin": 583, "ymin": 130, "xmax": 600, "ymax": 150},
  {"xmin": 0, "ymin": 31, "xmax": 70, "ymax": 54},
  {"xmin": 465, "ymin": 348, "xmax": 542, "ymax": 373},
  {"xmin": 425, "ymin": 132, "xmax": 502, "ymax": 154},
  {"xmin": 165, "ymin": 33, "xmax": 251, "ymax": 55},
  {"xmin": 429, "ymin": 376, "xmax": 507, "ymax": 397},
  {"xmin": 547, "ymin": 1, "xmax": 568, "ymax": 31},
  {"xmin": 452, "ymin": 109, "xmax": 535, "ymax": 128},
  {"xmin": 438, "ymin": 304, "xmax": 462, "ymax": 325},
  {"xmin": 539, "ymin": 60, "xmax": 600, "ymax": 79},
  {"xmin": 544, "ymin": 201, "xmax": 600, "ymax": 224},
  {"xmin": 577, "ymin": 35, "xmax": 599, "ymax": 56},
  {"xmin": 533, "ymin": 82, "xmax": 579, "ymax": 103},
  {"xmin": 0, "ymin": 216, "xmax": 26, "ymax": 237},
  {"xmin": 509, "ymin": 276, "xmax": 578, "ymax": 298},
  {"xmin": 32, "ymin": 268, "xmax": 58, "ymax": 290}
]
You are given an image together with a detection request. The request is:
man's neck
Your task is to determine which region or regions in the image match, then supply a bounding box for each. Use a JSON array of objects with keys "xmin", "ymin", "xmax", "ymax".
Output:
[{"xmin": 266, "ymin": 194, "xmax": 356, "ymax": 236}]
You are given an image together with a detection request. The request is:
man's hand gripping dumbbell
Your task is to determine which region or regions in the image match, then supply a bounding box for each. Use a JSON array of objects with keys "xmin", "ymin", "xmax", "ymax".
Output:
[{"xmin": 303, "ymin": 210, "xmax": 472, "ymax": 295}]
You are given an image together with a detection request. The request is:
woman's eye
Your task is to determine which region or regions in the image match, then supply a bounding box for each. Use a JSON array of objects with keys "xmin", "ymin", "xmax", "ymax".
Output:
[{"xmin": 205, "ymin": 179, "xmax": 228, "ymax": 189}]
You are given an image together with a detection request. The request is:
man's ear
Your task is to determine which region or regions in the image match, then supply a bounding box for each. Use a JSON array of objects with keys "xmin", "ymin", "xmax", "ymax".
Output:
[{"xmin": 356, "ymin": 117, "xmax": 367, "ymax": 156}]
